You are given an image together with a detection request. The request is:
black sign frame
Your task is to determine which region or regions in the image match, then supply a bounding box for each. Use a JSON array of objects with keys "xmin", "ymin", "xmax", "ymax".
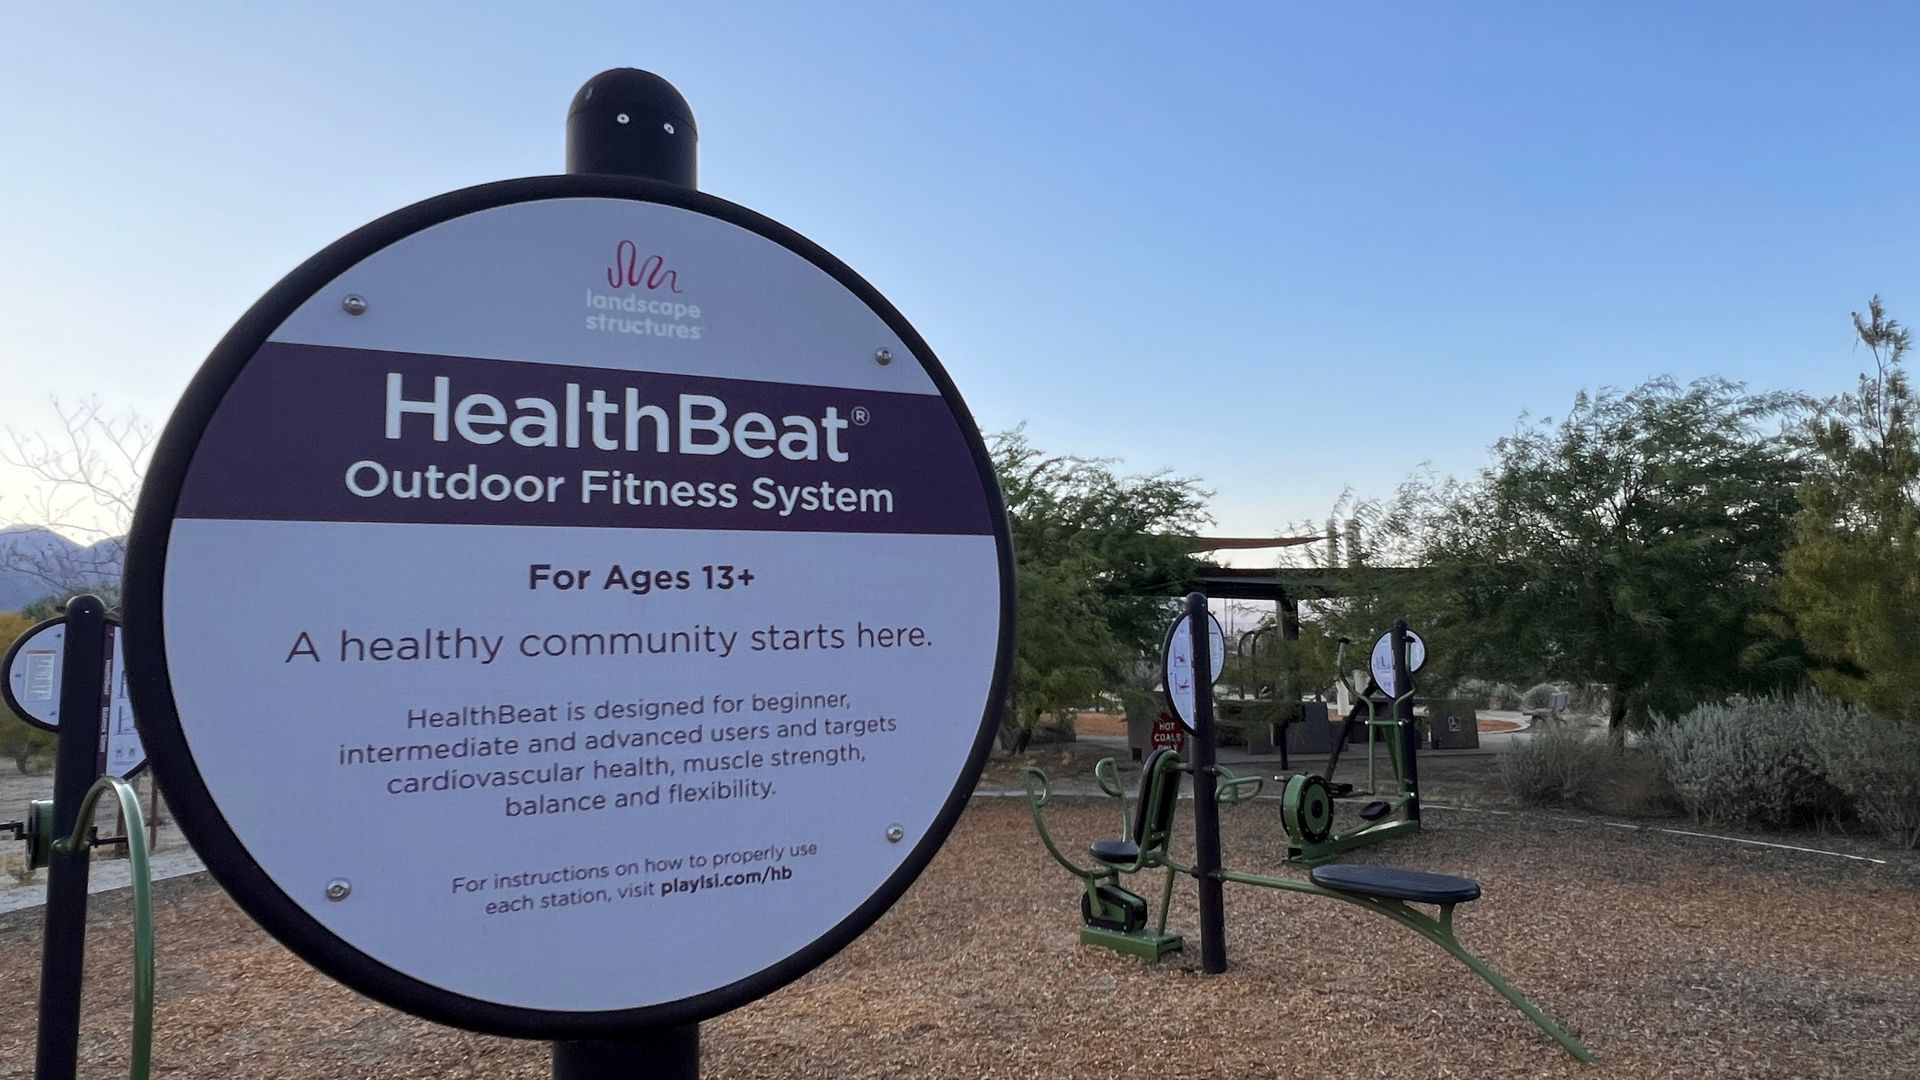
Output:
[{"xmin": 122, "ymin": 174, "xmax": 1015, "ymax": 1039}]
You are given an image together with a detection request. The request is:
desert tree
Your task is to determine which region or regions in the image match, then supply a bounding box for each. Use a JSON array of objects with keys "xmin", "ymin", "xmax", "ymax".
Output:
[
  {"xmin": 1, "ymin": 397, "xmax": 152, "ymax": 601},
  {"xmin": 1394, "ymin": 377, "xmax": 1806, "ymax": 732},
  {"xmin": 1775, "ymin": 297, "xmax": 1920, "ymax": 721},
  {"xmin": 991, "ymin": 426, "xmax": 1210, "ymax": 752}
]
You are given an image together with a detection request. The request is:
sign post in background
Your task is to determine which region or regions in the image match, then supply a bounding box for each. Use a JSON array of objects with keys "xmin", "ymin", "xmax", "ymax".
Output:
[
  {"xmin": 1161, "ymin": 608, "xmax": 1224, "ymax": 732},
  {"xmin": 30, "ymin": 595, "xmax": 111, "ymax": 1080},
  {"xmin": 5, "ymin": 616, "xmax": 147, "ymax": 779},
  {"xmin": 1392, "ymin": 619, "xmax": 1421, "ymax": 825},
  {"xmin": 1168, "ymin": 593, "xmax": 1226, "ymax": 974},
  {"xmin": 1368, "ymin": 626, "xmax": 1425, "ymax": 698}
]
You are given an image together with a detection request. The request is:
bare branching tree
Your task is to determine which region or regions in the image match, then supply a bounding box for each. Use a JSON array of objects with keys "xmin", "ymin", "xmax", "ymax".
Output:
[{"xmin": 1, "ymin": 397, "xmax": 152, "ymax": 599}]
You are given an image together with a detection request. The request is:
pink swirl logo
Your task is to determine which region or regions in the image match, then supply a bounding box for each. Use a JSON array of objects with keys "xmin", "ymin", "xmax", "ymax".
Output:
[{"xmin": 606, "ymin": 240, "xmax": 683, "ymax": 293}]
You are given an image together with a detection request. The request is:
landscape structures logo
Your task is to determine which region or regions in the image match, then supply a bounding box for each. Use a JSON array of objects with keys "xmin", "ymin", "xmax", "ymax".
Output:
[{"xmin": 586, "ymin": 238, "xmax": 704, "ymax": 341}]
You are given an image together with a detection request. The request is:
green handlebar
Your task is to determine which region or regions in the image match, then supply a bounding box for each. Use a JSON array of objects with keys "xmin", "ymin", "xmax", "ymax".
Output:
[
  {"xmin": 1209, "ymin": 766, "xmax": 1265, "ymax": 804},
  {"xmin": 1334, "ymin": 638, "xmax": 1357, "ymax": 699},
  {"xmin": 51, "ymin": 777, "xmax": 153, "ymax": 1080},
  {"xmin": 1334, "ymin": 636, "xmax": 1417, "ymax": 721}
]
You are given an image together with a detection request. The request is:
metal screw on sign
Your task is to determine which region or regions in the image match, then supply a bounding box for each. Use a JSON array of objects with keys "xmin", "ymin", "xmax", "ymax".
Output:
[
  {"xmin": 341, "ymin": 295, "xmax": 368, "ymax": 317},
  {"xmin": 886, "ymin": 824, "xmax": 905, "ymax": 843},
  {"xmin": 873, "ymin": 348, "xmax": 893, "ymax": 366},
  {"xmin": 325, "ymin": 879, "xmax": 352, "ymax": 902}
]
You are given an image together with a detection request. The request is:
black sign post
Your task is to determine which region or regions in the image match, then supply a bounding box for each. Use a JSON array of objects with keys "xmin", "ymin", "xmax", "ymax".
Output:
[
  {"xmin": 1392, "ymin": 618, "xmax": 1420, "ymax": 825},
  {"xmin": 1182, "ymin": 591, "xmax": 1227, "ymax": 974},
  {"xmin": 32, "ymin": 594, "xmax": 109, "ymax": 1080},
  {"xmin": 549, "ymin": 66, "xmax": 703, "ymax": 1080},
  {"xmin": 554, "ymin": 1026, "xmax": 699, "ymax": 1080}
]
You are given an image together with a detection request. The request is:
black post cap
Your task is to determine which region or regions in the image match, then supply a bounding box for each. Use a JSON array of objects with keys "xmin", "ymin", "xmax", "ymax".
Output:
[{"xmin": 566, "ymin": 68, "xmax": 698, "ymax": 188}]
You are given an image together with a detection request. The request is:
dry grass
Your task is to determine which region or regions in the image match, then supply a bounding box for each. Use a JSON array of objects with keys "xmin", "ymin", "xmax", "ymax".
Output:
[
  {"xmin": 0, "ymin": 795, "xmax": 1914, "ymax": 1079},
  {"xmin": 1071, "ymin": 712, "xmax": 1129, "ymax": 737}
]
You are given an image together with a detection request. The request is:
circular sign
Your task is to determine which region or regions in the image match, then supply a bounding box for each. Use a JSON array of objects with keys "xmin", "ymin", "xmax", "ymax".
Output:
[
  {"xmin": 2, "ymin": 617, "xmax": 146, "ymax": 778},
  {"xmin": 1162, "ymin": 610, "xmax": 1226, "ymax": 732},
  {"xmin": 123, "ymin": 177, "xmax": 1013, "ymax": 1037},
  {"xmin": 1369, "ymin": 628, "xmax": 1427, "ymax": 698}
]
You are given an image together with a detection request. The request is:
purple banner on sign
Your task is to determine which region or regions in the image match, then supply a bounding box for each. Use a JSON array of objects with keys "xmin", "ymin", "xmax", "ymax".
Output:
[{"xmin": 175, "ymin": 342, "xmax": 995, "ymax": 536}]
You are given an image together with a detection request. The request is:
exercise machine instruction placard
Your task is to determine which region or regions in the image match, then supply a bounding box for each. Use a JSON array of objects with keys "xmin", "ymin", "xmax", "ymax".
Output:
[
  {"xmin": 1162, "ymin": 610, "xmax": 1225, "ymax": 731},
  {"xmin": 125, "ymin": 188, "xmax": 1010, "ymax": 1029},
  {"xmin": 2, "ymin": 618, "xmax": 145, "ymax": 778},
  {"xmin": 1369, "ymin": 628, "xmax": 1426, "ymax": 697}
]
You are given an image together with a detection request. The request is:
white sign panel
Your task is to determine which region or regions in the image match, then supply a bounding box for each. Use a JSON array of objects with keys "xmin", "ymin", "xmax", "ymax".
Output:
[
  {"xmin": 1162, "ymin": 611, "xmax": 1226, "ymax": 732},
  {"xmin": 1369, "ymin": 628, "xmax": 1427, "ymax": 698},
  {"xmin": 125, "ymin": 188, "xmax": 1010, "ymax": 1029},
  {"xmin": 2, "ymin": 618, "xmax": 145, "ymax": 777}
]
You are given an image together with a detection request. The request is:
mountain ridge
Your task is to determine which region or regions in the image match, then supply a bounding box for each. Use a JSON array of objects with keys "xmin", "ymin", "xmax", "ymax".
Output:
[{"xmin": 0, "ymin": 525, "xmax": 124, "ymax": 610}]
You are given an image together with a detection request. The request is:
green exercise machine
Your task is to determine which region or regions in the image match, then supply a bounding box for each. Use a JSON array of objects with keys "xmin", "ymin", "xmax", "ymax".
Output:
[
  {"xmin": 1023, "ymin": 748, "xmax": 1190, "ymax": 962},
  {"xmin": 1023, "ymin": 600, "xmax": 1592, "ymax": 1062},
  {"xmin": 1022, "ymin": 750, "xmax": 1591, "ymax": 1062},
  {"xmin": 1277, "ymin": 627, "xmax": 1424, "ymax": 865}
]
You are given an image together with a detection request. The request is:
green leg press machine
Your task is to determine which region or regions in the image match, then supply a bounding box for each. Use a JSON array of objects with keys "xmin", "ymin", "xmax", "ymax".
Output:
[{"xmin": 1023, "ymin": 751, "xmax": 1593, "ymax": 1063}]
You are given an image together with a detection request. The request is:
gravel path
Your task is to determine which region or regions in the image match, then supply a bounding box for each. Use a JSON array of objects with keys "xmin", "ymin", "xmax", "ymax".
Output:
[{"xmin": 0, "ymin": 795, "xmax": 1914, "ymax": 1078}]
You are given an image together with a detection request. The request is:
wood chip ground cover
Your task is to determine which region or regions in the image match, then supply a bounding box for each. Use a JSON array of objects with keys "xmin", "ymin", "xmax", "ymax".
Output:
[{"xmin": 1, "ymin": 794, "xmax": 1915, "ymax": 1078}]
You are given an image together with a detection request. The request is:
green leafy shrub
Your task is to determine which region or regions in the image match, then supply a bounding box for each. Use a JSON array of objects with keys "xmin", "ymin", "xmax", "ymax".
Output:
[
  {"xmin": 1644, "ymin": 693, "xmax": 1852, "ymax": 830},
  {"xmin": 1498, "ymin": 725, "xmax": 1620, "ymax": 807}
]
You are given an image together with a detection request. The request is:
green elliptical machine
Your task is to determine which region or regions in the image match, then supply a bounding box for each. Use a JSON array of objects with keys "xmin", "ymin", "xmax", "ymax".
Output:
[{"xmin": 1279, "ymin": 623, "xmax": 1425, "ymax": 865}]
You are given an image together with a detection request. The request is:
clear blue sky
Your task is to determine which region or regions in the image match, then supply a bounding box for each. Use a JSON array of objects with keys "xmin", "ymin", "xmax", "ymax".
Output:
[{"xmin": 3, "ymin": 2, "xmax": 1915, "ymax": 542}]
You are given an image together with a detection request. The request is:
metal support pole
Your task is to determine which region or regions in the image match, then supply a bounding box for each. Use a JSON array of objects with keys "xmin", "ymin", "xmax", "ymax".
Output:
[
  {"xmin": 1392, "ymin": 619, "xmax": 1421, "ymax": 824},
  {"xmin": 34, "ymin": 594, "xmax": 109, "ymax": 1080},
  {"xmin": 557, "ymin": 68, "xmax": 703, "ymax": 1080},
  {"xmin": 1277, "ymin": 595, "xmax": 1301, "ymax": 770},
  {"xmin": 567, "ymin": 68, "xmax": 698, "ymax": 187},
  {"xmin": 145, "ymin": 772, "xmax": 161, "ymax": 853},
  {"xmin": 553, "ymin": 1027, "xmax": 700, "ymax": 1080},
  {"xmin": 1185, "ymin": 592, "xmax": 1227, "ymax": 974}
]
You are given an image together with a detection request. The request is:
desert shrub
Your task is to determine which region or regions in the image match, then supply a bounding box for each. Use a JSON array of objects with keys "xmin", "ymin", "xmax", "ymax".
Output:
[
  {"xmin": 1644, "ymin": 693, "xmax": 1850, "ymax": 829},
  {"xmin": 1499, "ymin": 725, "xmax": 1620, "ymax": 807},
  {"xmin": 1814, "ymin": 707, "xmax": 1920, "ymax": 850},
  {"xmin": 1458, "ymin": 679, "xmax": 1522, "ymax": 711},
  {"xmin": 0, "ymin": 716, "xmax": 55, "ymax": 774},
  {"xmin": 1032, "ymin": 713, "xmax": 1077, "ymax": 744},
  {"xmin": 1519, "ymin": 682, "xmax": 1564, "ymax": 711},
  {"xmin": 1592, "ymin": 746, "xmax": 1681, "ymax": 817},
  {"xmin": 1568, "ymin": 683, "xmax": 1611, "ymax": 715}
]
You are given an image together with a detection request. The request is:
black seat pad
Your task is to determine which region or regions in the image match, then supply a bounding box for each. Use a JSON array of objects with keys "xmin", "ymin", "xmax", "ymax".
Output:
[
  {"xmin": 1089, "ymin": 839, "xmax": 1141, "ymax": 865},
  {"xmin": 1310, "ymin": 864, "xmax": 1480, "ymax": 904}
]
